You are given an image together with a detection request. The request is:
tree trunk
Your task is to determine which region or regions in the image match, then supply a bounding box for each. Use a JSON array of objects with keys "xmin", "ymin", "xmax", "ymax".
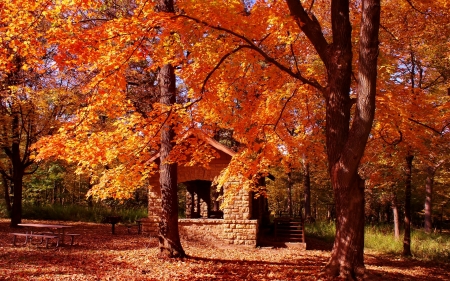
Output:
[
  {"xmin": 10, "ymin": 171, "xmax": 24, "ymax": 227},
  {"xmin": 10, "ymin": 114, "xmax": 24, "ymax": 227},
  {"xmin": 403, "ymin": 154, "xmax": 413, "ymax": 256},
  {"xmin": 53, "ymin": 180, "xmax": 57, "ymax": 204},
  {"xmin": 325, "ymin": 0, "xmax": 380, "ymax": 278},
  {"xmin": 281, "ymin": 0, "xmax": 379, "ymax": 278},
  {"xmin": 303, "ymin": 162, "xmax": 312, "ymax": 221},
  {"xmin": 1, "ymin": 174, "xmax": 12, "ymax": 213},
  {"xmin": 326, "ymin": 176, "xmax": 366, "ymax": 278},
  {"xmin": 424, "ymin": 161, "xmax": 443, "ymax": 233},
  {"xmin": 157, "ymin": 64, "xmax": 185, "ymax": 258},
  {"xmin": 424, "ymin": 166, "xmax": 434, "ymax": 233},
  {"xmin": 287, "ymin": 172, "xmax": 293, "ymax": 217},
  {"xmin": 392, "ymin": 193, "xmax": 400, "ymax": 239}
]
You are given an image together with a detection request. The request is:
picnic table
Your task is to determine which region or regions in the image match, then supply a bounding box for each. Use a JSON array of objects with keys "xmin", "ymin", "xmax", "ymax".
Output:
[
  {"xmin": 11, "ymin": 223, "xmax": 78, "ymax": 248},
  {"xmin": 104, "ymin": 217, "xmax": 154, "ymax": 235}
]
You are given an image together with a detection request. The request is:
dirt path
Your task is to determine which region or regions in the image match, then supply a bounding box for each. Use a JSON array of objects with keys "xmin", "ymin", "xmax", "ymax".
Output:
[{"xmin": 0, "ymin": 219, "xmax": 448, "ymax": 280}]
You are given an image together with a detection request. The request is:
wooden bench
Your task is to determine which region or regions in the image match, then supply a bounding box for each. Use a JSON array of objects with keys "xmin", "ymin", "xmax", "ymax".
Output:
[
  {"xmin": 66, "ymin": 233, "xmax": 81, "ymax": 245},
  {"xmin": 39, "ymin": 232, "xmax": 80, "ymax": 246},
  {"xmin": 10, "ymin": 233, "xmax": 59, "ymax": 248}
]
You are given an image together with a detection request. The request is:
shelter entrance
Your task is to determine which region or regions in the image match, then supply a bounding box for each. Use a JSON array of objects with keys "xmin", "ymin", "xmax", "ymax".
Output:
[{"xmin": 182, "ymin": 180, "xmax": 223, "ymax": 219}]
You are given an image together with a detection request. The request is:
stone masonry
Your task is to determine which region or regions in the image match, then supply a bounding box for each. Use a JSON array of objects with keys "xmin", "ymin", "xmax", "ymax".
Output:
[
  {"xmin": 179, "ymin": 218, "xmax": 258, "ymax": 246},
  {"xmin": 146, "ymin": 133, "xmax": 260, "ymax": 246}
]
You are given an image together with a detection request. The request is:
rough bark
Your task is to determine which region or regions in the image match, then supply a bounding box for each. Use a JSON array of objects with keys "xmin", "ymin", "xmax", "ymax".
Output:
[
  {"xmin": 392, "ymin": 193, "xmax": 400, "ymax": 239},
  {"xmin": 303, "ymin": 162, "xmax": 312, "ymax": 221},
  {"xmin": 403, "ymin": 154, "xmax": 413, "ymax": 256},
  {"xmin": 286, "ymin": 0, "xmax": 380, "ymax": 278},
  {"xmin": 153, "ymin": 0, "xmax": 185, "ymax": 259},
  {"xmin": 157, "ymin": 64, "xmax": 185, "ymax": 258}
]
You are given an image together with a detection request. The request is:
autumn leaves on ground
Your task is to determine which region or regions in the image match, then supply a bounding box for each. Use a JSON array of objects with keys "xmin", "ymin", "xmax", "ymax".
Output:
[{"xmin": 0, "ymin": 219, "xmax": 448, "ymax": 281}]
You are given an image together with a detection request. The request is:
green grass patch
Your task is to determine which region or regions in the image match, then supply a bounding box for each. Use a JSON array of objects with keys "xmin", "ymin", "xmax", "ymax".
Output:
[
  {"xmin": 305, "ymin": 221, "xmax": 335, "ymax": 243},
  {"xmin": 364, "ymin": 224, "xmax": 403, "ymax": 255},
  {"xmin": 306, "ymin": 221, "xmax": 450, "ymax": 262}
]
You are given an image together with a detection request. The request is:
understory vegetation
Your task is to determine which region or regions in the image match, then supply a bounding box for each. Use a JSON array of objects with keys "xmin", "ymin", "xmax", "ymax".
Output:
[
  {"xmin": 0, "ymin": 203, "xmax": 147, "ymax": 224},
  {"xmin": 306, "ymin": 221, "xmax": 450, "ymax": 262}
]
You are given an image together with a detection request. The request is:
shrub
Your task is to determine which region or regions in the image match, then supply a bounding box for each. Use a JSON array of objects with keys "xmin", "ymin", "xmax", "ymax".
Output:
[{"xmin": 21, "ymin": 203, "xmax": 147, "ymax": 223}]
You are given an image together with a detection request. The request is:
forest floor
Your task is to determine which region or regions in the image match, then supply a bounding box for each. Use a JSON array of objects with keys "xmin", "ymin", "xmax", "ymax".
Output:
[{"xmin": 0, "ymin": 219, "xmax": 449, "ymax": 281}]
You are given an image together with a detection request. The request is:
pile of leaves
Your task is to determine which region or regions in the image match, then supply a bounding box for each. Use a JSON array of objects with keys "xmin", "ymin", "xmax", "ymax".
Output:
[{"xmin": 0, "ymin": 219, "xmax": 448, "ymax": 280}]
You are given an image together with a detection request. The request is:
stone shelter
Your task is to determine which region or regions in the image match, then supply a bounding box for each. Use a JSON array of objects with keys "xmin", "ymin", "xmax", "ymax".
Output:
[{"xmin": 145, "ymin": 132, "xmax": 268, "ymax": 246}]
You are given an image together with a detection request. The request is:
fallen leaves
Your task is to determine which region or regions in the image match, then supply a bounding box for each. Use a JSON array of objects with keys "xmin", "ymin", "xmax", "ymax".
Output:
[{"xmin": 0, "ymin": 219, "xmax": 448, "ymax": 281}]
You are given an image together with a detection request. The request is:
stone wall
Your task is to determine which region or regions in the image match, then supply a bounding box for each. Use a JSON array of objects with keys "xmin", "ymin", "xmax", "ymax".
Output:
[
  {"xmin": 146, "ymin": 147, "xmax": 259, "ymax": 245},
  {"xmin": 223, "ymin": 182, "xmax": 251, "ymax": 220},
  {"xmin": 221, "ymin": 219, "xmax": 258, "ymax": 245},
  {"xmin": 146, "ymin": 189, "xmax": 161, "ymax": 235},
  {"xmin": 178, "ymin": 219, "xmax": 258, "ymax": 246}
]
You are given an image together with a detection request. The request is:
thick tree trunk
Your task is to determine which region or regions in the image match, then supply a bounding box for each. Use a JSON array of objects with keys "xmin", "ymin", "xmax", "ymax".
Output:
[
  {"xmin": 153, "ymin": 0, "xmax": 184, "ymax": 258},
  {"xmin": 325, "ymin": 176, "xmax": 366, "ymax": 278},
  {"xmin": 303, "ymin": 162, "xmax": 312, "ymax": 221},
  {"xmin": 403, "ymin": 154, "xmax": 413, "ymax": 256},
  {"xmin": 287, "ymin": 0, "xmax": 379, "ymax": 278},
  {"xmin": 392, "ymin": 193, "xmax": 400, "ymax": 239},
  {"xmin": 157, "ymin": 64, "xmax": 185, "ymax": 258},
  {"xmin": 324, "ymin": 0, "xmax": 380, "ymax": 279}
]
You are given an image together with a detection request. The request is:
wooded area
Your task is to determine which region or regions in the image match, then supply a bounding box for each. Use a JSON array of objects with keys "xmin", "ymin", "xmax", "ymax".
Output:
[{"xmin": 1, "ymin": 0, "xmax": 449, "ymax": 280}]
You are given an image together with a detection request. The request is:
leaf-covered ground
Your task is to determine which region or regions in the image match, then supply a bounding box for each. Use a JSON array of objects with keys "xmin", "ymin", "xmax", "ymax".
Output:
[{"xmin": 0, "ymin": 219, "xmax": 448, "ymax": 280}]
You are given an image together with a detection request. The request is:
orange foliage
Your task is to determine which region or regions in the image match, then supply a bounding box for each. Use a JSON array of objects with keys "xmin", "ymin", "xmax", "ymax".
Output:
[{"xmin": 28, "ymin": 0, "xmax": 450, "ymax": 208}]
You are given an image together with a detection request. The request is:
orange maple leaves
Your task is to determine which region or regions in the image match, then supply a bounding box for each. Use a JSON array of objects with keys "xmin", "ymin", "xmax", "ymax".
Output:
[{"xmin": 24, "ymin": 0, "xmax": 450, "ymax": 200}]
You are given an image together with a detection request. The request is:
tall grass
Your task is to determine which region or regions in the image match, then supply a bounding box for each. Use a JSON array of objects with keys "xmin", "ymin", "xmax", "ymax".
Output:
[
  {"xmin": 305, "ymin": 221, "xmax": 336, "ymax": 243},
  {"xmin": 306, "ymin": 221, "xmax": 450, "ymax": 262},
  {"xmin": 21, "ymin": 204, "xmax": 147, "ymax": 223}
]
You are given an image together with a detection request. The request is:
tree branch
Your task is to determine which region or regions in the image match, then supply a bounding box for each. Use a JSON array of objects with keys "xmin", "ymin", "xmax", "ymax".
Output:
[
  {"xmin": 177, "ymin": 14, "xmax": 325, "ymax": 92},
  {"xmin": 404, "ymin": 0, "xmax": 427, "ymax": 15},
  {"xmin": 380, "ymin": 127, "xmax": 403, "ymax": 146},
  {"xmin": 201, "ymin": 45, "xmax": 252, "ymax": 94},
  {"xmin": 274, "ymin": 89, "xmax": 298, "ymax": 131},
  {"xmin": 408, "ymin": 118, "xmax": 443, "ymax": 136},
  {"xmin": 380, "ymin": 24, "xmax": 398, "ymax": 40},
  {"xmin": 285, "ymin": 0, "xmax": 329, "ymax": 66}
]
